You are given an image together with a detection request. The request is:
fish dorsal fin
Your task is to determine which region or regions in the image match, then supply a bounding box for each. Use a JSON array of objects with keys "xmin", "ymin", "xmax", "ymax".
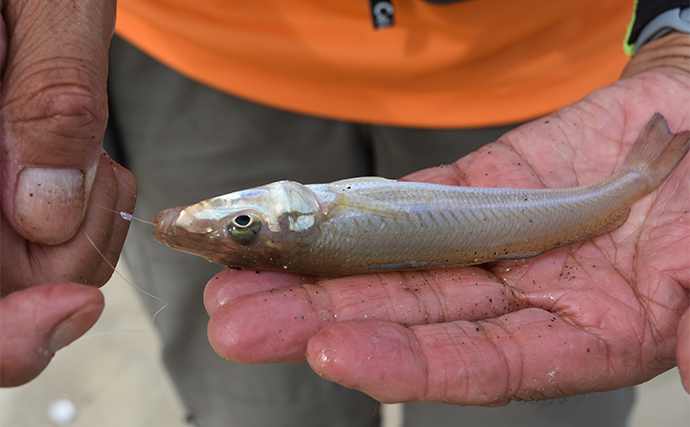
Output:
[{"xmin": 331, "ymin": 176, "xmax": 396, "ymax": 184}]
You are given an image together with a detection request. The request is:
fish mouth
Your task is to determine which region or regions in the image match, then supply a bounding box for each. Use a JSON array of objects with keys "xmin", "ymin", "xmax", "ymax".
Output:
[
  {"xmin": 152, "ymin": 206, "xmax": 184, "ymax": 244},
  {"xmin": 152, "ymin": 205, "xmax": 246, "ymax": 266}
]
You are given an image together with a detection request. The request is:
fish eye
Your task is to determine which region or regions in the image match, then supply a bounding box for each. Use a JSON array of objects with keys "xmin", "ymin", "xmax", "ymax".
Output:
[{"xmin": 227, "ymin": 213, "xmax": 261, "ymax": 244}]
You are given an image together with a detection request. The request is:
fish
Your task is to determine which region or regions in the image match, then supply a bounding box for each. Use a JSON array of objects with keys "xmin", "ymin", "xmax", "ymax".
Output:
[{"xmin": 153, "ymin": 114, "xmax": 690, "ymax": 276}]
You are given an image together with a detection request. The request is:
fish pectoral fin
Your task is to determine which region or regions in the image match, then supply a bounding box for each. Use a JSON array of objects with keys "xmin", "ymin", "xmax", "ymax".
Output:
[
  {"xmin": 368, "ymin": 260, "xmax": 471, "ymax": 270},
  {"xmin": 494, "ymin": 251, "xmax": 546, "ymax": 261},
  {"xmin": 368, "ymin": 260, "xmax": 432, "ymax": 270},
  {"xmin": 330, "ymin": 194, "xmax": 413, "ymax": 221},
  {"xmin": 345, "ymin": 203, "xmax": 413, "ymax": 221}
]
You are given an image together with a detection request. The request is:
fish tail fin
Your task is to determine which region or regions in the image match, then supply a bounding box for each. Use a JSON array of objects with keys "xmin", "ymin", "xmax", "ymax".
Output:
[{"xmin": 622, "ymin": 113, "xmax": 690, "ymax": 188}]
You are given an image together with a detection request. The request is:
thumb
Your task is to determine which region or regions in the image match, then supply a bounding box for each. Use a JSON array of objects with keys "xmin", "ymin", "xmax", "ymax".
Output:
[
  {"xmin": 0, "ymin": 0, "xmax": 116, "ymax": 244},
  {"xmin": 0, "ymin": 282, "xmax": 104, "ymax": 387}
]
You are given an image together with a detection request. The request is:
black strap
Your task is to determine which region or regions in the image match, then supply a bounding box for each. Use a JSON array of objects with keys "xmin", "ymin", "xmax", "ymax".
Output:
[{"xmin": 627, "ymin": 0, "xmax": 688, "ymax": 45}]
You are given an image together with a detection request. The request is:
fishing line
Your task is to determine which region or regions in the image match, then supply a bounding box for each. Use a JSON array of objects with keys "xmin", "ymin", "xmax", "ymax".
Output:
[
  {"xmin": 84, "ymin": 220, "xmax": 168, "ymax": 332},
  {"xmin": 94, "ymin": 204, "xmax": 156, "ymax": 225}
]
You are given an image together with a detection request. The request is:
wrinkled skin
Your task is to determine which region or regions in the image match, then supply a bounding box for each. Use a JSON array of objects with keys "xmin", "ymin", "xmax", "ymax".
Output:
[
  {"xmin": 205, "ymin": 33, "xmax": 690, "ymax": 404},
  {"xmin": 0, "ymin": 0, "xmax": 136, "ymax": 387}
]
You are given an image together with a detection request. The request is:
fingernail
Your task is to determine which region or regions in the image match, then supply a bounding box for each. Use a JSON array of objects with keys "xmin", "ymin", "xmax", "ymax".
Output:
[{"xmin": 15, "ymin": 167, "xmax": 85, "ymax": 244}]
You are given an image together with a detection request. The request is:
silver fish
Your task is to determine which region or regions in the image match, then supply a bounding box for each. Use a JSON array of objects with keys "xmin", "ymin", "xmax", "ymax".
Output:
[{"xmin": 153, "ymin": 114, "xmax": 690, "ymax": 276}]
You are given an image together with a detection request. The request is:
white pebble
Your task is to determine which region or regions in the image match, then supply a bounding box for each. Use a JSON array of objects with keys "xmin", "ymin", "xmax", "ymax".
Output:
[{"xmin": 47, "ymin": 398, "xmax": 77, "ymax": 426}]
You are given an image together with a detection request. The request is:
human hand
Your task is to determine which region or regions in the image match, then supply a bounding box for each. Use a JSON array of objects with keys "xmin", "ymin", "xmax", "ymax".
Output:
[
  {"xmin": 204, "ymin": 33, "xmax": 690, "ymax": 404},
  {"xmin": 0, "ymin": 0, "xmax": 136, "ymax": 387}
]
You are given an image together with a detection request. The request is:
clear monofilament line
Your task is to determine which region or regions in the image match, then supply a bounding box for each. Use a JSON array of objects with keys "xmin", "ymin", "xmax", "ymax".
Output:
[
  {"xmin": 84, "ymin": 234, "xmax": 168, "ymax": 330},
  {"xmin": 94, "ymin": 204, "xmax": 156, "ymax": 225}
]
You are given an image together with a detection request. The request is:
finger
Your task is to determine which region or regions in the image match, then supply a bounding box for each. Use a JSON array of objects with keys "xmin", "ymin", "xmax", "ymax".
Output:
[
  {"xmin": 206, "ymin": 268, "xmax": 525, "ymax": 364},
  {"xmin": 72, "ymin": 153, "xmax": 137, "ymax": 286},
  {"xmin": 1, "ymin": 0, "xmax": 116, "ymax": 244},
  {"xmin": 41, "ymin": 153, "xmax": 136, "ymax": 287},
  {"xmin": 678, "ymin": 307, "xmax": 690, "ymax": 393},
  {"xmin": 0, "ymin": 154, "xmax": 136, "ymax": 295},
  {"xmin": 204, "ymin": 269, "xmax": 319, "ymax": 317},
  {"xmin": 205, "ymin": 271, "xmax": 325, "ymax": 364},
  {"xmin": 305, "ymin": 309, "xmax": 619, "ymax": 405},
  {"xmin": 1, "ymin": 5, "xmax": 7, "ymax": 73},
  {"xmin": 104, "ymin": 154, "xmax": 138, "ymax": 259},
  {"xmin": 0, "ymin": 282, "xmax": 104, "ymax": 387}
]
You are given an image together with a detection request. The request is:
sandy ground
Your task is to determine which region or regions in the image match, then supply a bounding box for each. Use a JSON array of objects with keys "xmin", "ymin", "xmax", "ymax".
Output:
[{"xmin": 1, "ymin": 264, "xmax": 688, "ymax": 427}]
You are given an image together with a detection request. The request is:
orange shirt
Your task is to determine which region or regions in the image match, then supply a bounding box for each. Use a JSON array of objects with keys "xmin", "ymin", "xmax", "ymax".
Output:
[{"xmin": 115, "ymin": 0, "xmax": 633, "ymax": 128}]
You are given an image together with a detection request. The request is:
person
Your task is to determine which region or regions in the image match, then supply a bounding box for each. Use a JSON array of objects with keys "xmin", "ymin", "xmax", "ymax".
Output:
[{"xmin": 1, "ymin": 0, "xmax": 688, "ymax": 426}]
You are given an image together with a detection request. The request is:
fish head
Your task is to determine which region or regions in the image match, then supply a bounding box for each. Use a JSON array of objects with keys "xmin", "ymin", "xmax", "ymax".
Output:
[{"xmin": 152, "ymin": 181, "xmax": 324, "ymax": 269}]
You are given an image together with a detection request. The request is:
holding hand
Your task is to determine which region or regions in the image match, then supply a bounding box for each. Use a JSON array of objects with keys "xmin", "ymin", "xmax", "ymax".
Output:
[
  {"xmin": 204, "ymin": 34, "xmax": 690, "ymax": 404},
  {"xmin": 0, "ymin": 0, "xmax": 136, "ymax": 387}
]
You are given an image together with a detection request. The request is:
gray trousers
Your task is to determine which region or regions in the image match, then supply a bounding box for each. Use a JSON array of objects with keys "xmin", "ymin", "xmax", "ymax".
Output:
[{"xmin": 107, "ymin": 36, "xmax": 635, "ymax": 427}]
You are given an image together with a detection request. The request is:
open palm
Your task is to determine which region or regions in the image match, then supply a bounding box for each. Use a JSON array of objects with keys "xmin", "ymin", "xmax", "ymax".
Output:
[{"xmin": 204, "ymin": 53, "xmax": 690, "ymax": 404}]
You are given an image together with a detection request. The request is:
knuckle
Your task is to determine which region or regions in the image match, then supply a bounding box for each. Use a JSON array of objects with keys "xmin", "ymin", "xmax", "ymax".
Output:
[
  {"xmin": 3, "ymin": 63, "xmax": 108, "ymax": 159},
  {"xmin": 40, "ymin": 86, "xmax": 107, "ymax": 142}
]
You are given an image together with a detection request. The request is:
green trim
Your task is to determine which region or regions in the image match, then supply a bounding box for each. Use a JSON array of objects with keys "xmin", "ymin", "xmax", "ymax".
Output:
[{"xmin": 623, "ymin": 0, "xmax": 639, "ymax": 56}]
